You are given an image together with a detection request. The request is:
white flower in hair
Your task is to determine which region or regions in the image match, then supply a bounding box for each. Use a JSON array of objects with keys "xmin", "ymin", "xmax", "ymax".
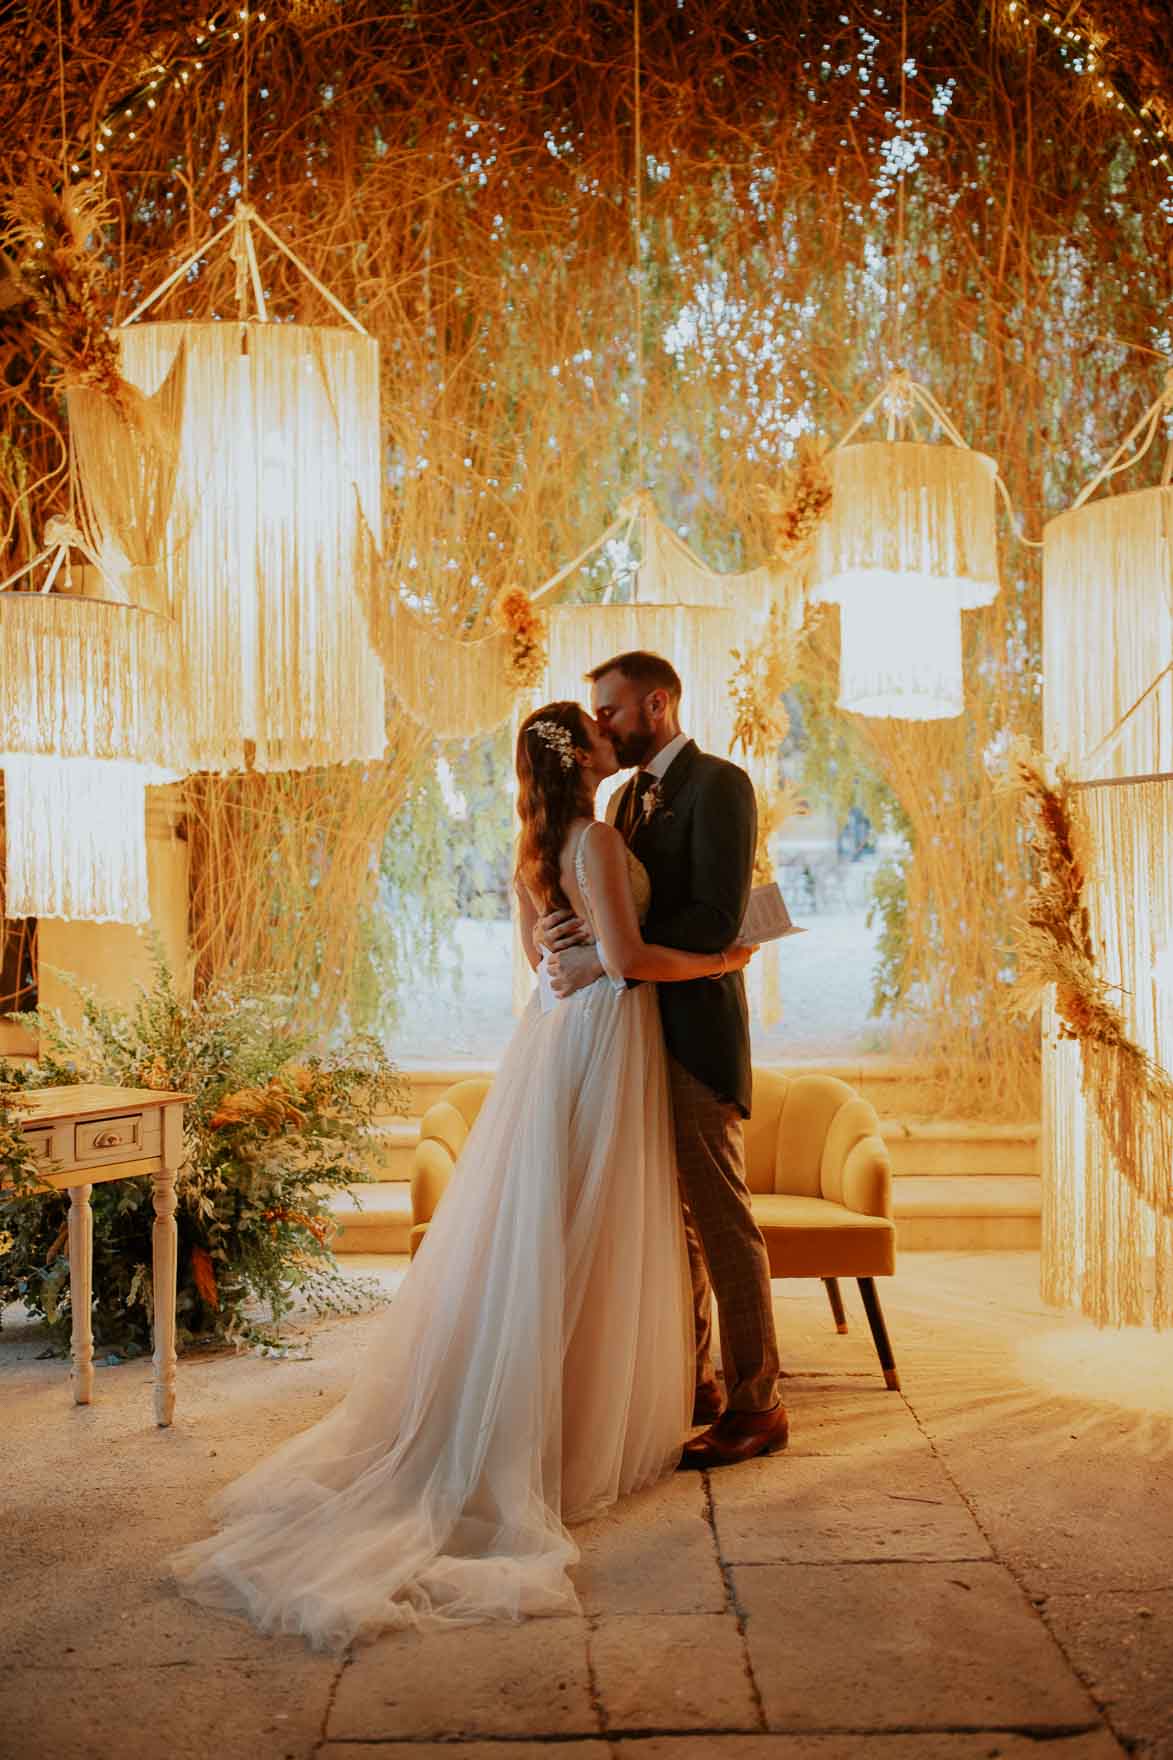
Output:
[{"xmin": 529, "ymin": 718, "xmax": 577, "ymax": 771}]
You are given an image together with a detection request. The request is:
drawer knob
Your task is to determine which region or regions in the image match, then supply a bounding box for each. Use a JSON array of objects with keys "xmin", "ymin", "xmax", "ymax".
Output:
[{"xmin": 92, "ymin": 1130, "xmax": 124, "ymax": 1149}]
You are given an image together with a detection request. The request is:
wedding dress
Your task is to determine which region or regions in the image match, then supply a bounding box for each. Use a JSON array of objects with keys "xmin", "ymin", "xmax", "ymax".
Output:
[{"xmin": 171, "ymin": 828, "xmax": 692, "ymax": 1652}]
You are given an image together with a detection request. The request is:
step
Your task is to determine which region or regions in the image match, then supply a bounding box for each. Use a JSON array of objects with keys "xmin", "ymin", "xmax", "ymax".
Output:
[
  {"xmin": 328, "ymin": 1181, "xmax": 413, "ymax": 1255},
  {"xmin": 893, "ymin": 1175, "xmax": 1041, "ymax": 1252},
  {"xmin": 880, "ymin": 1117, "xmax": 1039, "ymax": 1178},
  {"xmin": 360, "ymin": 1116, "xmax": 420, "ymax": 1181}
]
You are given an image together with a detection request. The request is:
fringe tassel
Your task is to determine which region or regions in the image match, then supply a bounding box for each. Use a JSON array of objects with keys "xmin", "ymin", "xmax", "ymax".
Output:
[
  {"xmin": 813, "ymin": 442, "xmax": 999, "ymax": 608},
  {"xmin": 67, "ymin": 342, "xmax": 188, "ymax": 607},
  {"xmin": 370, "ymin": 590, "xmax": 517, "ymax": 740},
  {"xmin": 1, "ymin": 755, "xmax": 151, "ymax": 923},
  {"xmin": 1043, "ymin": 487, "xmax": 1173, "ymax": 776},
  {"xmin": 117, "ymin": 321, "xmax": 385, "ymax": 774},
  {"xmin": 1042, "ymin": 778, "xmax": 1173, "ymax": 1326},
  {"xmin": 636, "ymin": 511, "xmax": 780, "ymax": 622},
  {"xmin": 0, "ymin": 591, "xmax": 181, "ymax": 769}
]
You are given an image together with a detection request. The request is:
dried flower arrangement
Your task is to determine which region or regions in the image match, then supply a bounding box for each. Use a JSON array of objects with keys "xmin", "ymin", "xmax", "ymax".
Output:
[
  {"xmin": 494, "ymin": 585, "xmax": 548, "ymax": 690},
  {"xmin": 760, "ymin": 436, "xmax": 833, "ymax": 563},
  {"xmin": 1, "ymin": 179, "xmax": 134, "ymax": 417},
  {"xmin": 1009, "ymin": 752, "xmax": 1173, "ymax": 1218}
]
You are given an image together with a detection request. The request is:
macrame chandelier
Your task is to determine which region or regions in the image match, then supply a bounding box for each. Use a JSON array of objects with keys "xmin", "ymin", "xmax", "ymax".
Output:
[
  {"xmin": 101, "ymin": 203, "xmax": 385, "ymax": 774},
  {"xmin": 810, "ymin": 374, "xmax": 1001, "ymax": 720},
  {"xmin": 1040, "ymin": 372, "xmax": 1173, "ymax": 1326},
  {"xmin": 0, "ymin": 530, "xmax": 181, "ymax": 923}
]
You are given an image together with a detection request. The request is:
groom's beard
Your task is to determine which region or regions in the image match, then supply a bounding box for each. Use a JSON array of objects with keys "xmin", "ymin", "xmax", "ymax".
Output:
[{"xmin": 610, "ymin": 719, "xmax": 658, "ymax": 769}]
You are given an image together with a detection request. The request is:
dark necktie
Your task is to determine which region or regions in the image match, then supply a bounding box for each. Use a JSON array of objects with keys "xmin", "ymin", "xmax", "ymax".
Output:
[{"xmin": 625, "ymin": 771, "xmax": 656, "ymax": 843}]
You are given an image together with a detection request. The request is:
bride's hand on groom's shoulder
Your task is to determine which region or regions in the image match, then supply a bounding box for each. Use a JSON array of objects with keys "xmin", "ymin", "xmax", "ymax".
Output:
[{"xmin": 536, "ymin": 907, "xmax": 592, "ymax": 955}]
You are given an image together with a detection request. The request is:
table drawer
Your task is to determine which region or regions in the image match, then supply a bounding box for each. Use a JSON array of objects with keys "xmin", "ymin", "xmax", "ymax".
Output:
[
  {"xmin": 73, "ymin": 1112, "xmax": 159, "ymax": 1166},
  {"xmin": 24, "ymin": 1127, "xmax": 54, "ymax": 1163}
]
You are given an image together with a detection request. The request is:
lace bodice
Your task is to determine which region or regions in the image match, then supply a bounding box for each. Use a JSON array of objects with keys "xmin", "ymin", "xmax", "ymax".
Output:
[{"xmin": 574, "ymin": 823, "xmax": 650, "ymax": 928}]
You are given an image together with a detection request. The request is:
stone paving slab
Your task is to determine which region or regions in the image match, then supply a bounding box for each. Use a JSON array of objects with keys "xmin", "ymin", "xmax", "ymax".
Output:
[
  {"xmin": 1043, "ymin": 1587, "xmax": 1173, "ymax": 1756},
  {"xmin": 612, "ymin": 1734, "xmax": 1128, "ymax": 1758},
  {"xmin": 1, "ymin": 1557, "xmax": 298, "ymax": 1670},
  {"xmin": 709, "ymin": 1448, "xmax": 990, "ymax": 1565},
  {"xmin": 779, "ymin": 1382, "xmax": 927, "ymax": 1458},
  {"xmin": 328, "ymin": 1617, "xmax": 596, "ymax": 1741},
  {"xmin": 574, "ymin": 1473, "xmax": 726, "ymax": 1614},
  {"xmin": 905, "ymin": 1387, "xmax": 1173, "ymax": 1599},
  {"xmin": 736, "ymin": 1561, "xmax": 1100, "ymax": 1732},
  {"xmin": 588, "ymin": 1611, "xmax": 759, "ymax": 1732},
  {"xmin": 323, "ymin": 1747, "xmax": 611, "ymax": 1759},
  {"xmin": 0, "ymin": 1658, "xmax": 336, "ymax": 1760}
]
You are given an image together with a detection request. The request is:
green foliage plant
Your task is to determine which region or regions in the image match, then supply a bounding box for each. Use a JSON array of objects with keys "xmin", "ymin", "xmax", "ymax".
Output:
[{"xmin": 0, "ymin": 957, "xmax": 408, "ymax": 1356}]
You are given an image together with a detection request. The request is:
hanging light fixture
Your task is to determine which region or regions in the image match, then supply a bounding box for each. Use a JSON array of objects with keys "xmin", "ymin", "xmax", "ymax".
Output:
[
  {"xmin": 101, "ymin": 203, "xmax": 385, "ymax": 774},
  {"xmin": 0, "ymin": 528, "xmax": 182, "ymax": 923},
  {"xmin": 809, "ymin": 374, "xmax": 1000, "ymax": 720},
  {"xmin": 1040, "ymin": 371, "xmax": 1173, "ymax": 1327}
]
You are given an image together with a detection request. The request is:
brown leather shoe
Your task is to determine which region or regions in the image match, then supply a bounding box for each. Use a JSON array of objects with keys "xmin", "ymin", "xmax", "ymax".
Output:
[
  {"xmin": 678, "ymin": 1402, "xmax": 790, "ymax": 1469},
  {"xmin": 691, "ymin": 1381, "xmax": 726, "ymax": 1426}
]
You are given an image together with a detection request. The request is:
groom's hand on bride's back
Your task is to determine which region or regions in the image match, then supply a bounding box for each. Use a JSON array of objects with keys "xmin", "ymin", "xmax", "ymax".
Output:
[{"xmin": 537, "ymin": 907, "xmax": 602, "ymax": 1000}]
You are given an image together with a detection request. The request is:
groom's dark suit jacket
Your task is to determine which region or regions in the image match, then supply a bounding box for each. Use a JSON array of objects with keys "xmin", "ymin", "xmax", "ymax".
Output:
[{"xmin": 614, "ymin": 739, "xmax": 756, "ymax": 1118}]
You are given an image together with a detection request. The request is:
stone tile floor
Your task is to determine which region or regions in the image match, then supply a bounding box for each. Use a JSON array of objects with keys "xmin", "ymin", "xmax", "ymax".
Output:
[{"xmin": 2, "ymin": 1251, "xmax": 1171, "ymax": 1759}]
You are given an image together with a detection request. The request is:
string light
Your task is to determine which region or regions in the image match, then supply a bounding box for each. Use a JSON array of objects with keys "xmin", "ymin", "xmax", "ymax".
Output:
[
  {"xmin": 1001, "ymin": 0, "xmax": 1173, "ymax": 194},
  {"xmin": 77, "ymin": 11, "xmax": 262, "ymax": 174}
]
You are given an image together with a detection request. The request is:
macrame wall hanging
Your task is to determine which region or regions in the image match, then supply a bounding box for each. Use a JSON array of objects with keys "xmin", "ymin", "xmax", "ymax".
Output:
[
  {"xmin": 809, "ymin": 372, "xmax": 1001, "ymax": 719},
  {"xmin": 0, "ymin": 525, "xmax": 182, "ymax": 923},
  {"xmin": 1038, "ymin": 371, "xmax": 1173, "ymax": 1326},
  {"xmin": 102, "ymin": 202, "xmax": 386, "ymax": 774}
]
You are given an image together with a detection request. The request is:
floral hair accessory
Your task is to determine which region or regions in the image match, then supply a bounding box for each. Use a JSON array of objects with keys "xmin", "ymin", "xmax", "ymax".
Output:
[{"xmin": 529, "ymin": 718, "xmax": 577, "ymax": 771}]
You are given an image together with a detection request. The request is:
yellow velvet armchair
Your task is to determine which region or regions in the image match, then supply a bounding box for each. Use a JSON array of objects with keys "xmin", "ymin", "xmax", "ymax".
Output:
[{"xmin": 411, "ymin": 1068, "xmax": 899, "ymax": 1389}]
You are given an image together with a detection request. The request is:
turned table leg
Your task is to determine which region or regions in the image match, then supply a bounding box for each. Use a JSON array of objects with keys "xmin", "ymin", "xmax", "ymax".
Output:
[
  {"xmin": 151, "ymin": 1160, "xmax": 179, "ymax": 1428},
  {"xmin": 67, "ymin": 1183, "xmax": 94, "ymax": 1405}
]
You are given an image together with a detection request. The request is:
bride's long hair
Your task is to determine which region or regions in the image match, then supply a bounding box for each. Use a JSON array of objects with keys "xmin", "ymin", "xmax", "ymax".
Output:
[{"xmin": 515, "ymin": 701, "xmax": 593, "ymax": 912}]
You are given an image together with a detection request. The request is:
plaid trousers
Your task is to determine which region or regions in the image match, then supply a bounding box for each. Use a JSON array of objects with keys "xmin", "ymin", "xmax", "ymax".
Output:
[{"xmin": 668, "ymin": 1054, "xmax": 781, "ymax": 1413}]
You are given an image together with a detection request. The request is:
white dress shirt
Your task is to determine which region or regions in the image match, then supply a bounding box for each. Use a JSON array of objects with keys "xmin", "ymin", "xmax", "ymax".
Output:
[{"xmin": 643, "ymin": 730, "xmax": 690, "ymax": 780}]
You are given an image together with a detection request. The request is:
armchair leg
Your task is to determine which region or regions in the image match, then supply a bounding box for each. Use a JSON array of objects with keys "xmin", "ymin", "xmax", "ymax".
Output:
[
  {"xmin": 857, "ymin": 1277, "xmax": 901, "ymax": 1391},
  {"xmin": 823, "ymin": 1277, "xmax": 849, "ymax": 1334}
]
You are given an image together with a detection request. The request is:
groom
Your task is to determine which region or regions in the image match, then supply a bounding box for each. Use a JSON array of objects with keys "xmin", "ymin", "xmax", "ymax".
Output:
[{"xmin": 542, "ymin": 649, "xmax": 788, "ymax": 1467}]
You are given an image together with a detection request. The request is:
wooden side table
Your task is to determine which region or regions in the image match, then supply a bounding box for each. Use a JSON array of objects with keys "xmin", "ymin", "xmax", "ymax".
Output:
[{"xmin": 12, "ymin": 1084, "xmax": 190, "ymax": 1426}]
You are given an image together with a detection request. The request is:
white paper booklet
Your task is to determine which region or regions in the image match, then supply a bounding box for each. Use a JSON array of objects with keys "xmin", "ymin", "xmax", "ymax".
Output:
[{"xmin": 736, "ymin": 881, "xmax": 806, "ymax": 947}]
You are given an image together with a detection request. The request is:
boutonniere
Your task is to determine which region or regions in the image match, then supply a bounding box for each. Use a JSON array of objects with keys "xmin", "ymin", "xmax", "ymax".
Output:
[{"xmin": 641, "ymin": 782, "xmax": 665, "ymax": 825}]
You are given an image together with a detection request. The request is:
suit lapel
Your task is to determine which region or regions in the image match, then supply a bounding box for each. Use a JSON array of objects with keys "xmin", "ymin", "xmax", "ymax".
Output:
[
  {"xmin": 630, "ymin": 740, "xmax": 700, "ymax": 852},
  {"xmin": 652, "ymin": 739, "xmax": 700, "ymax": 815}
]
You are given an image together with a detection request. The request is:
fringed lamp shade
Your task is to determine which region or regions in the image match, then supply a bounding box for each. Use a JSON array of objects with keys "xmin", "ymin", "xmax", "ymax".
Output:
[
  {"xmin": 116, "ymin": 321, "xmax": 386, "ymax": 774},
  {"xmin": 0, "ymin": 594, "xmax": 180, "ymax": 923},
  {"xmin": 1043, "ymin": 487, "xmax": 1173, "ymax": 773},
  {"xmin": 1041, "ymin": 486, "xmax": 1173, "ymax": 1326},
  {"xmin": 810, "ymin": 442, "xmax": 999, "ymax": 719}
]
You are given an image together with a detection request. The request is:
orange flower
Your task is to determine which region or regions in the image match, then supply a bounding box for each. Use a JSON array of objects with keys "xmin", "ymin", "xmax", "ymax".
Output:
[{"xmin": 190, "ymin": 1244, "xmax": 219, "ymax": 1310}]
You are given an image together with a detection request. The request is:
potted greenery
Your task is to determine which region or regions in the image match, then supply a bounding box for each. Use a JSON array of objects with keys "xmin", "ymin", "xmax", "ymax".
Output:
[{"xmin": 0, "ymin": 958, "xmax": 407, "ymax": 1355}]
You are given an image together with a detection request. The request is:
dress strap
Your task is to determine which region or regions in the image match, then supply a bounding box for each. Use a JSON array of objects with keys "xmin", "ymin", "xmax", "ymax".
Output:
[{"xmin": 573, "ymin": 821, "xmax": 599, "ymax": 922}]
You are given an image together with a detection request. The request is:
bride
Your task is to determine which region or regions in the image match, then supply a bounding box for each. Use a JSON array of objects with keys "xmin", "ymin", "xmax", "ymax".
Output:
[{"xmin": 170, "ymin": 700, "xmax": 754, "ymax": 1652}]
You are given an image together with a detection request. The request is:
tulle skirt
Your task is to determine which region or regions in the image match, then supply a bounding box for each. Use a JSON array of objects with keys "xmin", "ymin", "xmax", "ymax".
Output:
[{"xmin": 170, "ymin": 977, "xmax": 693, "ymax": 1651}]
